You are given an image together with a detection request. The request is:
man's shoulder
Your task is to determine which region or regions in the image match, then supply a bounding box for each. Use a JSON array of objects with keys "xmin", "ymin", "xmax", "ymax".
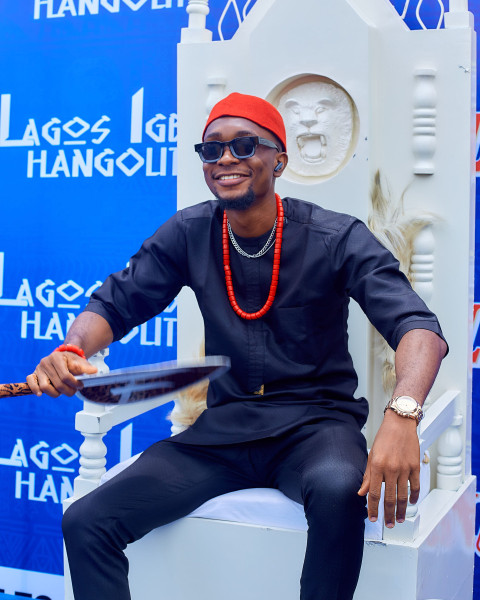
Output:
[
  {"xmin": 178, "ymin": 200, "xmax": 220, "ymax": 222},
  {"xmin": 284, "ymin": 197, "xmax": 358, "ymax": 235}
]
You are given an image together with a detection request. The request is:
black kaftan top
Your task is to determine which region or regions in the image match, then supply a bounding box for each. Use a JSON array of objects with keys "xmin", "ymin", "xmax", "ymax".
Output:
[{"xmin": 85, "ymin": 197, "xmax": 446, "ymax": 444}]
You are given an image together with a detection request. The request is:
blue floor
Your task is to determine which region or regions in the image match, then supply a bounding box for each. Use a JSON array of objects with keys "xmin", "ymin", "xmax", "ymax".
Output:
[{"xmin": 0, "ymin": 594, "xmax": 21, "ymax": 599}]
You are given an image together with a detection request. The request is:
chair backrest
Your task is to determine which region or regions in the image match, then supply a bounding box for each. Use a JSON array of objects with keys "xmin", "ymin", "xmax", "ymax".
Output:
[{"xmin": 175, "ymin": 0, "xmax": 475, "ymax": 468}]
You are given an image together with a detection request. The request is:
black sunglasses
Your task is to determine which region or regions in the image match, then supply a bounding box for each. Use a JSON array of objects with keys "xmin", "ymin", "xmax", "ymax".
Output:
[{"xmin": 194, "ymin": 136, "xmax": 280, "ymax": 163}]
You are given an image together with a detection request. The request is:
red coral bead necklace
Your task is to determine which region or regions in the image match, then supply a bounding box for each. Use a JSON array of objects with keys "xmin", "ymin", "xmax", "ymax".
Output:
[{"xmin": 222, "ymin": 193, "xmax": 284, "ymax": 320}]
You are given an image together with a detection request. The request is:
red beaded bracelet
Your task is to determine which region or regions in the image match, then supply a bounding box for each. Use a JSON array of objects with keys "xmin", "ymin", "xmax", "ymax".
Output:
[{"xmin": 54, "ymin": 344, "xmax": 87, "ymax": 360}]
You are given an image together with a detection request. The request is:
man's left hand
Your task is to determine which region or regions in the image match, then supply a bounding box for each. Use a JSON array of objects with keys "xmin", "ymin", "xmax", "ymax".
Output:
[{"xmin": 357, "ymin": 409, "xmax": 420, "ymax": 528}]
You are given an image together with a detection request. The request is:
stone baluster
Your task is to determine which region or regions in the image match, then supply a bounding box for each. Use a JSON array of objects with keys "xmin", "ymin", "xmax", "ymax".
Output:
[
  {"xmin": 449, "ymin": 0, "xmax": 468, "ymax": 11},
  {"xmin": 181, "ymin": 0, "xmax": 212, "ymax": 43},
  {"xmin": 411, "ymin": 226, "xmax": 435, "ymax": 411},
  {"xmin": 412, "ymin": 69, "xmax": 437, "ymax": 175},
  {"xmin": 445, "ymin": 0, "xmax": 472, "ymax": 28},
  {"xmin": 410, "ymin": 225, "xmax": 434, "ymax": 304},
  {"xmin": 75, "ymin": 430, "xmax": 108, "ymax": 497},
  {"xmin": 71, "ymin": 349, "xmax": 111, "ymax": 500},
  {"xmin": 437, "ymin": 414, "xmax": 464, "ymax": 490}
]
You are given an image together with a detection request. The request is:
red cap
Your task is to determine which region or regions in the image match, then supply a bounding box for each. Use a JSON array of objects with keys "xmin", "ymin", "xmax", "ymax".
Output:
[{"xmin": 203, "ymin": 92, "xmax": 286, "ymax": 151}]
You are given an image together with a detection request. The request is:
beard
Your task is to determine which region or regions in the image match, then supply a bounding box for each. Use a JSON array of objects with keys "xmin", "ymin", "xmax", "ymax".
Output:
[{"xmin": 215, "ymin": 186, "xmax": 256, "ymax": 211}]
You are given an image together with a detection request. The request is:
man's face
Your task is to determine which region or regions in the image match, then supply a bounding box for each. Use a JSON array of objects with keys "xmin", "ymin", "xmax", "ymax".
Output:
[{"xmin": 201, "ymin": 116, "xmax": 284, "ymax": 210}]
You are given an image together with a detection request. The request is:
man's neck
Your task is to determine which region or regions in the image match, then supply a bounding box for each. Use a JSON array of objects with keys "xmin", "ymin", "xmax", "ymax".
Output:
[{"xmin": 225, "ymin": 194, "xmax": 278, "ymax": 238}]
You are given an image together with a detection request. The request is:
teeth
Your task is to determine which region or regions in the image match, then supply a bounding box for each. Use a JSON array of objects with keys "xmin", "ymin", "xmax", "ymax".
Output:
[{"xmin": 219, "ymin": 175, "xmax": 242, "ymax": 180}]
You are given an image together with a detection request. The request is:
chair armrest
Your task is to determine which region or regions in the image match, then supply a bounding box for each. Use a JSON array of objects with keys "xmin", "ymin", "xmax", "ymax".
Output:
[
  {"xmin": 74, "ymin": 395, "xmax": 175, "ymax": 434},
  {"xmin": 383, "ymin": 389, "xmax": 462, "ymax": 543},
  {"xmin": 67, "ymin": 348, "xmax": 183, "ymax": 502},
  {"xmin": 418, "ymin": 389, "xmax": 459, "ymax": 456}
]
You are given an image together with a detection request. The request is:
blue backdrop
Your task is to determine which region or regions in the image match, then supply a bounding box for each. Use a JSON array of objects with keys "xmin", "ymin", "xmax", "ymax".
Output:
[
  {"xmin": 0, "ymin": 1, "xmax": 478, "ymax": 598},
  {"xmin": 0, "ymin": 2, "xmax": 184, "ymax": 596}
]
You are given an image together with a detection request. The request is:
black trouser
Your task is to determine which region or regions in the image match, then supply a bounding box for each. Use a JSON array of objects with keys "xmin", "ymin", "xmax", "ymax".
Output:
[{"xmin": 62, "ymin": 418, "xmax": 368, "ymax": 600}]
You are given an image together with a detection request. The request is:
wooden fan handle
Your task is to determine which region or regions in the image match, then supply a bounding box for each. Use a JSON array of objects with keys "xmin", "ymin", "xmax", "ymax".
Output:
[{"xmin": 0, "ymin": 382, "xmax": 33, "ymax": 398}]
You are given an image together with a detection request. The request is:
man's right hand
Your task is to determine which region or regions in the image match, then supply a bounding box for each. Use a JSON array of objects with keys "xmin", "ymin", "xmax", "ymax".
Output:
[{"xmin": 27, "ymin": 351, "xmax": 98, "ymax": 398}]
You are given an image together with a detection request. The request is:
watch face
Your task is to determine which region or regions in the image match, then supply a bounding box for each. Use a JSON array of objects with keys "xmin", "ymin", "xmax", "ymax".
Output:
[{"xmin": 396, "ymin": 397, "xmax": 417, "ymax": 412}]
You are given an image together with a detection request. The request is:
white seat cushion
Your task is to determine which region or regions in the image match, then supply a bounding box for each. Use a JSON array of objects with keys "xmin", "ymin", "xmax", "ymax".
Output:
[
  {"xmin": 101, "ymin": 452, "xmax": 430, "ymax": 541},
  {"xmin": 189, "ymin": 487, "xmax": 308, "ymax": 530}
]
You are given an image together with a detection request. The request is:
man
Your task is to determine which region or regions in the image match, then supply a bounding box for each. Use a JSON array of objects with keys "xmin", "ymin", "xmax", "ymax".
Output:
[{"xmin": 28, "ymin": 93, "xmax": 447, "ymax": 600}]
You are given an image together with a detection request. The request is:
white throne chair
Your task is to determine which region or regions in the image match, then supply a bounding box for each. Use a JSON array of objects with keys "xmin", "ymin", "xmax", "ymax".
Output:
[{"xmin": 63, "ymin": 1, "xmax": 477, "ymax": 599}]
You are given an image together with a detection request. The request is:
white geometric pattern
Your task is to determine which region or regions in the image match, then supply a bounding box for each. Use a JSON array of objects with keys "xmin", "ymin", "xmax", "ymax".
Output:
[
  {"xmin": 218, "ymin": 0, "xmax": 255, "ymax": 40},
  {"xmin": 215, "ymin": 0, "xmax": 452, "ymax": 40},
  {"xmin": 402, "ymin": 0, "xmax": 446, "ymax": 29}
]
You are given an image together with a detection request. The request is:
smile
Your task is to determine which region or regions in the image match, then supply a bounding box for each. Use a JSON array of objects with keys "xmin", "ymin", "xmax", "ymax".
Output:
[{"xmin": 219, "ymin": 174, "xmax": 243, "ymax": 180}]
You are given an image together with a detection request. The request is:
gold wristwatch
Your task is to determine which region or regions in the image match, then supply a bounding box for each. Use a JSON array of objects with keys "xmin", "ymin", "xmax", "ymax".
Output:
[{"xmin": 384, "ymin": 395, "xmax": 424, "ymax": 425}]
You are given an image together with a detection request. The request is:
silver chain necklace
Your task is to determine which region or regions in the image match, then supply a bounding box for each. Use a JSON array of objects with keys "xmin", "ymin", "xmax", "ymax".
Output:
[{"xmin": 227, "ymin": 218, "xmax": 277, "ymax": 259}]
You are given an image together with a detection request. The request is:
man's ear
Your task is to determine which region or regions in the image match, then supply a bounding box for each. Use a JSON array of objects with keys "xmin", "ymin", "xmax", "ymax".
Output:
[{"xmin": 273, "ymin": 152, "xmax": 288, "ymax": 177}]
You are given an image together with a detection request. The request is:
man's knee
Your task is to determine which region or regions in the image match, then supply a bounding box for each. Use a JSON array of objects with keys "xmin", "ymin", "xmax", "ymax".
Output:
[
  {"xmin": 302, "ymin": 461, "xmax": 365, "ymax": 514},
  {"xmin": 62, "ymin": 494, "xmax": 99, "ymax": 545}
]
